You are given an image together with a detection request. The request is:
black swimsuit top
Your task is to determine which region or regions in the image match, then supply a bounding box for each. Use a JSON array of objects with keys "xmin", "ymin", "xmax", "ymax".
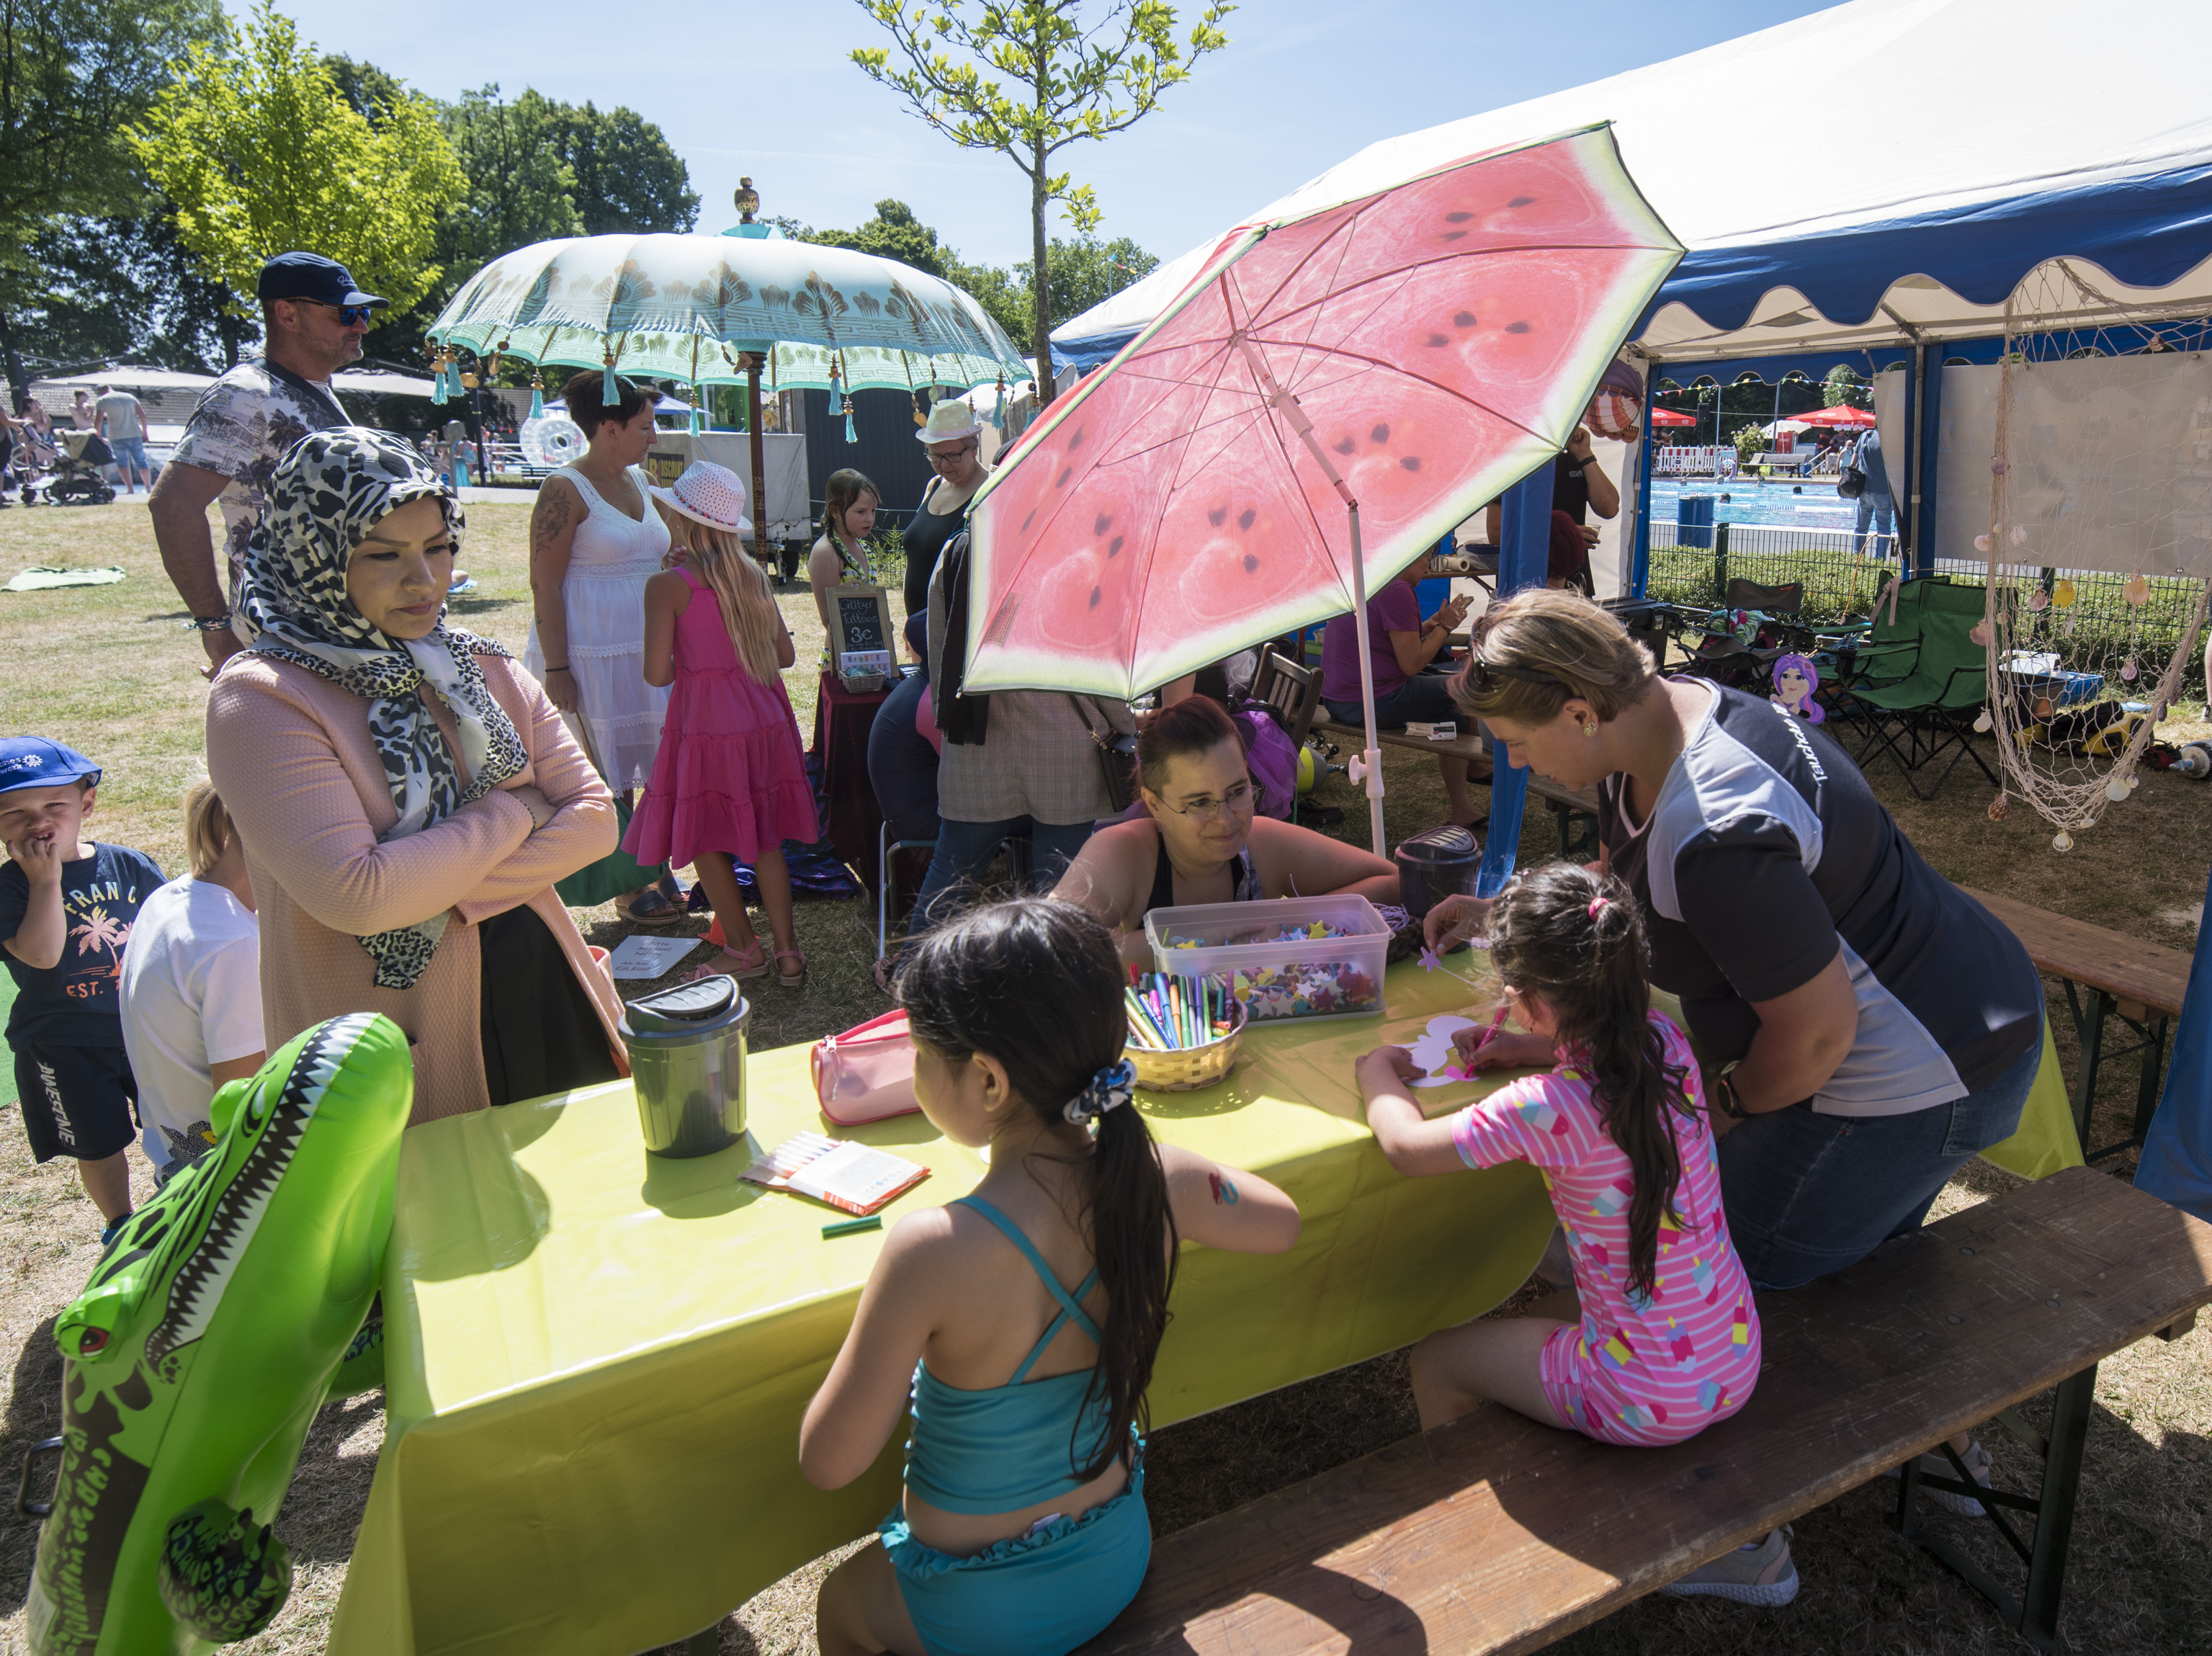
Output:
[
  {"xmin": 902, "ymin": 483, "xmax": 972, "ymax": 617},
  {"xmin": 1145, "ymin": 826, "xmax": 1258, "ymax": 916}
]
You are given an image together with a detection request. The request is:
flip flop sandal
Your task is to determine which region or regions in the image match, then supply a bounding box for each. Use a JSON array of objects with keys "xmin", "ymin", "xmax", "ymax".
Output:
[
  {"xmin": 872, "ymin": 956, "xmax": 899, "ymax": 995},
  {"xmin": 689, "ymin": 942, "xmax": 769, "ymax": 982},
  {"xmin": 773, "ymin": 949, "xmax": 808, "ymax": 990},
  {"xmin": 619, "ymin": 887, "xmax": 687, "ymax": 926}
]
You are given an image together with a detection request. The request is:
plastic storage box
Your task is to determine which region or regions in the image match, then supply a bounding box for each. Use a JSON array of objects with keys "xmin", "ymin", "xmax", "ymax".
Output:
[{"xmin": 1145, "ymin": 895, "xmax": 1390, "ymax": 1023}]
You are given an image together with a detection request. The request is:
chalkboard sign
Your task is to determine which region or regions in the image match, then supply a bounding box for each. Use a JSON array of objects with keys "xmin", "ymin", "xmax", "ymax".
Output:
[{"xmin": 832, "ymin": 584, "xmax": 896, "ymax": 669}]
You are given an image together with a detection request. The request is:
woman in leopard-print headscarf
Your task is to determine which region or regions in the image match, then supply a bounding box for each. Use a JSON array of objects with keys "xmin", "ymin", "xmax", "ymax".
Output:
[{"xmin": 207, "ymin": 428, "xmax": 630, "ymax": 1124}]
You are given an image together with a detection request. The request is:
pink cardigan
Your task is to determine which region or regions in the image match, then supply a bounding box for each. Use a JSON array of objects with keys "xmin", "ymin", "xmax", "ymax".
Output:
[{"xmin": 207, "ymin": 652, "xmax": 627, "ymax": 1127}]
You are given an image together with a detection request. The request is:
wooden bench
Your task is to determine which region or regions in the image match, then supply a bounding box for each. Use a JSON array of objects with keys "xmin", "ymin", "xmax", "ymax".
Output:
[
  {"xmin": 1961, "ymin": 885, "xmax": 2193, "ymax": 1162},
  {"xmin": 1083, "ymin": 1166, "xmax": 2212, "ymax": 1655},
  {"xmin": 1310, "ymin": 715, "xmax": 1600, "ymax": 857}
]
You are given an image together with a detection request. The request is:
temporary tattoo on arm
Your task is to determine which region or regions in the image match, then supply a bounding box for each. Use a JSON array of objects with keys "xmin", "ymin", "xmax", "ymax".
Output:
[
  {"xmin": 529, "ymin": 487, "xmax": 575, "ymax": 558},
  {"xmin": 1207, "ymin": 1171, "xmax": 1239, "ymax": 1206}
]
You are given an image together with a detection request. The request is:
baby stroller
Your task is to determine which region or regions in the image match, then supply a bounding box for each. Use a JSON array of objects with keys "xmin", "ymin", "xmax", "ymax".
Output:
[
  {"xmin": 44, "ymin": 429, "xmax": 117, "ymax": 505},
  {"xmin": 6, "ymin": 420, "xmax": 60, "ymax": 505}
]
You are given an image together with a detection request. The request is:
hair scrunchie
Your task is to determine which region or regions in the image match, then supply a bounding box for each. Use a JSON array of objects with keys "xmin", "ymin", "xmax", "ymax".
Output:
[{"xmin": 1063, "ymin": 1058, "xmax": 1136, "ymax": 1125}]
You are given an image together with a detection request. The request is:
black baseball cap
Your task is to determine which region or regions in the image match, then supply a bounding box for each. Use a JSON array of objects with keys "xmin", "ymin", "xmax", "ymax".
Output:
[{"xmin": 257, "ymin": 251, "xmax": 387, "ymax": 310}]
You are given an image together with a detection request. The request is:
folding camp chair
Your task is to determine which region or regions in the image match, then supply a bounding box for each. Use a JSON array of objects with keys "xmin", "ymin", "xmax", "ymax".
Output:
[{"xmin": 1845, "ymin": 580, "xmax": 1999, "ymax": 799}]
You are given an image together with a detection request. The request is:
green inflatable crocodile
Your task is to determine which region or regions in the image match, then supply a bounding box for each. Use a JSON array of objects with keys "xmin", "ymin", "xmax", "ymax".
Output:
[{"xmin": 25, "ymin": 1011, "xmax": 413, "ymax": 1654}]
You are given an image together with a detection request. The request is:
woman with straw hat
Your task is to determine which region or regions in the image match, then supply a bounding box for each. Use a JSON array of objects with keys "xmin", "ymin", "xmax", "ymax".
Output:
[{"xmin": 901, "ymin": 399, "xmax": 990, "ymax": 620}]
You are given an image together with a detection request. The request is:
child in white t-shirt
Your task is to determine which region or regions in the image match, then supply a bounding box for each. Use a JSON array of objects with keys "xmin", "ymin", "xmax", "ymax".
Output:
[{"xmin": 119, "ymin": 782, "xmax": 264, "ymax": 1181}]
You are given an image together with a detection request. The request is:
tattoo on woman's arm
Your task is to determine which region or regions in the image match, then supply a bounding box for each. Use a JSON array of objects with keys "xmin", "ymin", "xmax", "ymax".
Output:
[{"xmin": 1207, "ymin": 1171, "xmax": 1240, "ymax": 1206}]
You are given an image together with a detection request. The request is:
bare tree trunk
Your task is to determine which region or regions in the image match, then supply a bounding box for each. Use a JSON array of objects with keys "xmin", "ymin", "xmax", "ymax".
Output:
[
  {"xmin": 1030, "ymin": 97, "xmax": 1053, "ymax": 406},
  {"xmin": 0, "ymin": 307, "xmax": 25, "ymax": 411}
]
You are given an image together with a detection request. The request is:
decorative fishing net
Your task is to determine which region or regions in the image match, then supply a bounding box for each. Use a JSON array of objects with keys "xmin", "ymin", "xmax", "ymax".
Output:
[{"xmin": 1977, "ymin": 261, "xmax": 2212, "ymax": 849}]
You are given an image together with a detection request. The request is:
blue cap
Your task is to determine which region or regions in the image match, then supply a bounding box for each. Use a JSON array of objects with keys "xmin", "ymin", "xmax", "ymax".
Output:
[
  {"xmin": 0, "ymin": 737, "xmax": 102, "ymax": 796},
  {"xmin": 256, "ymin": 251, "xmax": 387, "ymax": 310}
]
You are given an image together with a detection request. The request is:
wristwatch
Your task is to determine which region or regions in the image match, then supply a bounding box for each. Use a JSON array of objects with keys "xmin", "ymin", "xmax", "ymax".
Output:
[
  {"xmin": 184, "ymin": 614, "xmax": 234, "ymax": 634},
  {"xmin": 1712, "ymin": 1060, "xmax": 1748, "ymax": 1119}
]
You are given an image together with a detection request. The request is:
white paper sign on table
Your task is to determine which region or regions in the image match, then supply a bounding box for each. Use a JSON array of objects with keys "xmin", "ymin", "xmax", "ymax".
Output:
[{"xmin": 605, "ymin": 934, "xmax": 703, "ymax": 980}]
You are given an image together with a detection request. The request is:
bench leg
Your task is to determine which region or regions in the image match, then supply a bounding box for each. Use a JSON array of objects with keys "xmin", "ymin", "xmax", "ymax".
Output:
[
  {"xmin": 2061, "ymin": 983, "xmax": 2108, "ymax": 1147},
  {"xmin": 1890, "ymin": 1362, "xmax": 2095, "ymax": 1652},
  {"xmin": 2128, "ymin": 1014, "xmax": 2172, "ymax": 1150}
]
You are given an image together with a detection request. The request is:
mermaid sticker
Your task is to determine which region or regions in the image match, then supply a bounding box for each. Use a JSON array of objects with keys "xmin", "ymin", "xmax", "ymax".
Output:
[{"xmin": 1770, "ymin": 653, "xmax": 1824, "ymax": 724}]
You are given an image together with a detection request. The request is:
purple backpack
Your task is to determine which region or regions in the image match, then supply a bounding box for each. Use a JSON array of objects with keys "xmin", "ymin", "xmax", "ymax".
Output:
[{"xmin": 1235, "ymin": 709, "xmax": 1297, "ymax": 820}]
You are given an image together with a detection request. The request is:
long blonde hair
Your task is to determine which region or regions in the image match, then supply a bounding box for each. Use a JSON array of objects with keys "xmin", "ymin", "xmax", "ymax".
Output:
[{"xmin": 658, "ymin": 502, "xmax": 782, "ymax": 681}]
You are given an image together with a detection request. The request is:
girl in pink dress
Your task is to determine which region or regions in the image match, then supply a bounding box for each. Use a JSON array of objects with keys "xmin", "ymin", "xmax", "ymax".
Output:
[
  {"xmin": 1357, "ymin": 860, "xmax": 1764, "ymax": 1451},
  {"xmin": 626, "ymin": 462, "xmax": 820, "ymax": 988}
]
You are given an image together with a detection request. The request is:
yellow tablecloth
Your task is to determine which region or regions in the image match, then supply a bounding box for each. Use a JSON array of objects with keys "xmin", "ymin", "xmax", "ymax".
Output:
[{"xmin": 327, "ymin": 957, "xmax": 1554, "ymax": 1656}]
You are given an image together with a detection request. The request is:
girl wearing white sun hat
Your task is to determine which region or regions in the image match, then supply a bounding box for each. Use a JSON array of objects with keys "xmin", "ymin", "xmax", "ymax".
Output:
[
  {"xmin": 630, "ymin": 460, "xmax": 818, "ymax": 989},
  {"xmin": 900, "ymin": 398, "xmax": 991, "ymax": 619}
]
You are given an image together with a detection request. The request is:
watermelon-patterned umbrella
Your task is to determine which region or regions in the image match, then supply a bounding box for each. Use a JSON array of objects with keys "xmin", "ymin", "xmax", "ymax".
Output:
[{"xmin": 959, "ymin": 124, "xmax": 1681, "ymax": 852}]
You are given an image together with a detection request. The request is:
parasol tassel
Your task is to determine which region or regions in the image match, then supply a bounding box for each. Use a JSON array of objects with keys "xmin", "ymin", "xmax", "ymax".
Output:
[
  {"xmin": 601, "ymin": 363, "xmax": 617, "ymax": 405},
  {"xmin": 527, "ymin": 382, "xmax": 543, "ymax": 421},
  {"xmin": 431, "ymin": 352, "xmax": 447, "ymax": 406},
  {"xmin": 843, "ymin": 407, "xmax": 858, "ymax": 444},
  {"xmin": 689, "ymin": 402, "xmax": 702, "ymax": 434}
]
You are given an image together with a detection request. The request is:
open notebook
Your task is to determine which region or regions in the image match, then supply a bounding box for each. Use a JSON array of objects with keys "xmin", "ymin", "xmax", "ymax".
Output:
[{"xmin": 741, "ymin": 1130, "xmax": 930, "ymax": 1217}]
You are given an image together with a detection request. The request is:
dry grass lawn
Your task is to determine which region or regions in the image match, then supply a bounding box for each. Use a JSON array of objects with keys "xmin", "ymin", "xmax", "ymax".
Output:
[{"xmin": 0, "ymin": 498, "xmax": 2206, "ymax": 1655}]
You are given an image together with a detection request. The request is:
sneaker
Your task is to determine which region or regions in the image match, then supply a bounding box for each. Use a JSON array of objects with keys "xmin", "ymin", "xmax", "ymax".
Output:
[
  {"xmin": 1657, "ymin": 1526, "xmax": 1799, "ymax": 1606},
  {"xmin": 1884, "ymin": 1438, "xmax": 1994, "ymax": 1518},
  {"xmin": 99, "ymin": 1212, "xmax": 132, "ymax": 1250}
]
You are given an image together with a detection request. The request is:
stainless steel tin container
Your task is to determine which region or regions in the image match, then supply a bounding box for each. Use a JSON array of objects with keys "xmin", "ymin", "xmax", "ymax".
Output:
[{"xmin": 619, "ymin": 975, "xmax": 751, "ymax": 1158}]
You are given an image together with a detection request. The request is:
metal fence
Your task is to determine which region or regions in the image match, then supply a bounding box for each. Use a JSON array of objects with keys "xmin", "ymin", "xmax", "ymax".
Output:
[
  {"xmin": 1644, "ymin": 522, "xmax": 2210, "ymax": 704},
  {"xmin": 1645, "ymin": 521, "xmax": 1903, "ymax": 620}
]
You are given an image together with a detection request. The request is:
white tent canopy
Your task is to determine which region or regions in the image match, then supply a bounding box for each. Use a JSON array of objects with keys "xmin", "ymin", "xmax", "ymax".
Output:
[{"xmin": 1055, "ymin": 0, "xmax": 2212, "ymax": 370}]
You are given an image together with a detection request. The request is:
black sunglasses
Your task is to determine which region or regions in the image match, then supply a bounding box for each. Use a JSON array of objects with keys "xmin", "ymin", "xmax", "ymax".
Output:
[{"xmin": 1462, "ymin": 649, "xmax": 1571, "ymax": 694}]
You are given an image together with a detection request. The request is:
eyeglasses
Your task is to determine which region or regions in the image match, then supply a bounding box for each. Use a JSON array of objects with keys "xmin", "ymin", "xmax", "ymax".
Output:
[
  {"xmin": 1461, "ymin": 649, "xmax": 1571, "ymax": 695},
  {"xmin": 295, "ymin": 299, "xmax": 378, "ymax": 327},
  {"xmin": 1160, "ymin": 780, "xmax": 1259, "ymax": 822},
  {"xmin": 926, "ymin": 442, "xmax": 979, "ymax": 468}
]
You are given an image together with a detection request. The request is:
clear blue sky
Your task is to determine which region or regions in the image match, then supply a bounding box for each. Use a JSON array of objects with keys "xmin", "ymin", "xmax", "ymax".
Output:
[{"xmin": 259, "ymin": 0, "xmax": 1812, "ymax": 271}]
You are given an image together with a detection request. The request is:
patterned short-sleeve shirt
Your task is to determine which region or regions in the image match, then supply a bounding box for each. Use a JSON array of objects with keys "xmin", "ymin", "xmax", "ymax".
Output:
[{"xmin": 169, "ymin": 361, "xmax": 350, "ymax": 606}]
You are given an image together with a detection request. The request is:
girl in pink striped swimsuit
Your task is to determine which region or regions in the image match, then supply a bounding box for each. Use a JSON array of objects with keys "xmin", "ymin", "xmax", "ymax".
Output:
[{"xmin": 1358, "ymin": 861, "xmax": 1761, "ymax": 1450}]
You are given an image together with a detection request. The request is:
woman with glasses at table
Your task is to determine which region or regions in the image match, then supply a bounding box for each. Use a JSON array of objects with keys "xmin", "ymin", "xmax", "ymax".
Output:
[
  {"xmin": 901, "ymin": 401, "xmax": 992, "ymax": 620},
  {"xmin": 1051, "ymin": 697, "xmax": 1397, "ymax": 967}
]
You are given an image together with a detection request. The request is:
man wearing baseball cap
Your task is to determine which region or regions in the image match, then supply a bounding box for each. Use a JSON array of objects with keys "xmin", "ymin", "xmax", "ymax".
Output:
[{"xmin": 149, "ymin": 251, "xmax": 388, "ymax": 674}]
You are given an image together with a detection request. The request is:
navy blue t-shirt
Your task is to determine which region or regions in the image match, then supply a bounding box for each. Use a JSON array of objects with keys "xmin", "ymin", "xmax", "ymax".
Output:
[
  {"xmin": 0, "ymin": 842, "xmax": 166, "ymax": 1049},
  {"xmin": 1598, "ymin": 683, "xmax": 2041, "ymax": 1116}
]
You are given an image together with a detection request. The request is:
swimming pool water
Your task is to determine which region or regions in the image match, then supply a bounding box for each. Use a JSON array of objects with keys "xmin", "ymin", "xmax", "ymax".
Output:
[{"xmin": 1649, "ymin": 477, "xmax": 1858, "ymax": 532}]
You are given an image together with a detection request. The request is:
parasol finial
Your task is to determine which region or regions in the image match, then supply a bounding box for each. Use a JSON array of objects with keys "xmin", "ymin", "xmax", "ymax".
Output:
[{"xmin": 734, "ymin": 176, "xmax": 760, "ymax": 223}]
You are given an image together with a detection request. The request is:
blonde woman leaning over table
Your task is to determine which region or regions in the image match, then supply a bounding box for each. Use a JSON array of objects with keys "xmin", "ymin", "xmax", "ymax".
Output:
[
  {"xmin": 207, "ymin": 429, "xmax": 624, "ymax": 1124},
  {"xmin": 1052, "ymin": 697, "xmax": 1397, "ymax": 968}
]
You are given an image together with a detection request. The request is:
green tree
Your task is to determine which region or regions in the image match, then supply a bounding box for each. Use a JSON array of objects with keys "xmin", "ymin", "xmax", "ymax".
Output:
[
  {"xmin": 1824, "ymin": 363, "xmax": 1872, "ymax": 410},
  {"xmin": 544, "ymin": 101, "xmax": 700, "ymax": 235},
  {"xmin": 0, "ymin": 0, "xmax": 222, "ymax": 394},
  {"xmin": 322, "ymin": 53, "xmax": 408, "ymax": 124},
  {"xmin": 439, "ymin": 86, "xmax": 585, "ymax": 271},
  {"xmin": 1015, "ymin": 233, "xmax": 1157, "ymax": 333},
  {"xmin": 853, "ymin": 0, "xmax": 1231, "ymax": 403},
  {"xmin": 130, "ymin": 1, "xmax": 466, "ymax": 321},
  {"xmin": 803, "ymin": 198, "xmax": 952, "ymax": 278},
  {"xmin": 945, "ymin": 257, "xmax": 1034, "ymax": 349},
  {"xmin": 23, "ymin": 206, "xmax": 234, "ymax": 372}
]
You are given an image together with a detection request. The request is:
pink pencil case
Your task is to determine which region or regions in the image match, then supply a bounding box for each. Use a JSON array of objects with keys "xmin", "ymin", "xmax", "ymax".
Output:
[{"xmin": 811, "ymin": 1008, "xmax": 921, "ymax": 1125}]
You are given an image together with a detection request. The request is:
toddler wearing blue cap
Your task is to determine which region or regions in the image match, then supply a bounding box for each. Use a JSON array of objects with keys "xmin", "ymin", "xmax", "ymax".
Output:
[{"xmin": 0, "ymin": 737, "xmax": 166, "ymax": 1245}]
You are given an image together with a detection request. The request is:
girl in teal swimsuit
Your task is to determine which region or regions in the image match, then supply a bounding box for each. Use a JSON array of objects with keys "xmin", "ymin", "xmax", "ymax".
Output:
[{"xmin": 803, "ymin": 899, "xmax": 1302, "ymax": 1656}]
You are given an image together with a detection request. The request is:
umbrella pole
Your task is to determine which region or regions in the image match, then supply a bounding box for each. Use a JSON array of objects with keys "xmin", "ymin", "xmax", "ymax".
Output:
[
  {"xmin": 746, "ymin": 354, "xmax": 770, "ymax": 572},
  {"xmin": 1343, "ymin": 501, "xmax": 1389, "ymax": 859},
  {"xmin": 1230, "ymin": 334, "xmax": 1387, "ymax": 857}
]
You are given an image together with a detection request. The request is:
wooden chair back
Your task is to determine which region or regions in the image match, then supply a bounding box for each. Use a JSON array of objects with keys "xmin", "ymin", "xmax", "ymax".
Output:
[{"xmin": 1247, "ymin": 645, "xmax": 1324, "ymax": 748}]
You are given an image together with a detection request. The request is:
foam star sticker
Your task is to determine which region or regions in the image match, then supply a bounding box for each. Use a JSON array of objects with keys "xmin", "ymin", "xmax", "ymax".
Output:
[{"xmin": 1419, "ymin": 946, "xmax": 1442, "ymax": 972}]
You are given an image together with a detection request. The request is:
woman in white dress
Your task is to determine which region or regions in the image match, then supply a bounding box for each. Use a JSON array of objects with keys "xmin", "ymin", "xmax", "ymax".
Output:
[{"xmin": 525, "ymin": 370, "xmax": 681, "ymax": 921}]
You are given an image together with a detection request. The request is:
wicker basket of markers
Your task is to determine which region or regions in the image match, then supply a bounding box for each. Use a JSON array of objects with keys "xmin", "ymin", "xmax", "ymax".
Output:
[{"xmin": 1124, "ymin": 971, "xmax": 1245, "ymax": 1092}]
